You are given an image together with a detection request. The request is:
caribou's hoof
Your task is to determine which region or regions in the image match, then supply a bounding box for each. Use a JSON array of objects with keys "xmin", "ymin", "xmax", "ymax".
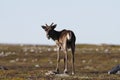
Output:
[
  {"xmin": 72, "ymin": 72, "xmax": 75, "ymax": 75},
  {"xmin": 64, "ymin": 70, "xmax": 68, "ymax": 74},
  {"xmin": 52, "ymin": 70, "xmax": 59, "ymax": 74}
]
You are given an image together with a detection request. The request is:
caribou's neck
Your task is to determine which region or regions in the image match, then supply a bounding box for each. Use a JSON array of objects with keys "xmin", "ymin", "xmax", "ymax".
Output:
[{"xmin": 51, "ymin": 30, "xmax": 61, "ymax": 41}]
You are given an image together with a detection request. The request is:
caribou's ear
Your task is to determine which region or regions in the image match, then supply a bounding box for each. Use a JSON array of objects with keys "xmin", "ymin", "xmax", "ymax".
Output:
[
  {"xmin": 41, "ymin": 26, "xmax": 46, "ymax": 30},
  {"xmin": 51, "ymin": 24, "xmax": 57, "ymax": 30}
]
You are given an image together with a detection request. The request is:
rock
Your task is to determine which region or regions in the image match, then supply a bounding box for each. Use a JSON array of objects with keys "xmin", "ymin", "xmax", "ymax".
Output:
[
  {"xmin": 0, "ymin": 65, "xmax": 8, "ymax": 70},
  {"xmin": 45, "ymin": 71, "xmax": 56, "ymax": 76},
  {"xmin": 56, "ymin": 73, "xmax": 69, "ymax": 77},
  {"xmin": 108, "ymin": 64, "xmax": 120, "ymax": 74},
  {"xmin": 45, "ymin": 71, "xmax": 70, "ymax": 77},
  {"xmin": 35, "ymin": 64, "xmax": 40, "ymax": 68}
]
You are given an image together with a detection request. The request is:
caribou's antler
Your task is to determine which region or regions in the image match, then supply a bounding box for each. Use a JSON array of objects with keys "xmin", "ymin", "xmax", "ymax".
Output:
[
  {"xmin": 50, "ymin": 22, "xmax": 54, "ymax": 26},
  {"xmin": 45, "ymin": 24, "xmax": 48, "ymax": 27}
]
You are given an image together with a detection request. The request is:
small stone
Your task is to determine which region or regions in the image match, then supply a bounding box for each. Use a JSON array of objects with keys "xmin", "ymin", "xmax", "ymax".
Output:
[
  {"xmin": 35, "ymin": 64, "xmax": 40, "ymax": 68},
  {"xmin": 45, "ymin": 71, "xmax": 56, "ymax": 76}
]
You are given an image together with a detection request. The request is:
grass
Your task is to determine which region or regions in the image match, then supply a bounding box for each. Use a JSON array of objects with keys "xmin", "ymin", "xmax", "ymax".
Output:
[{"xmin": 0, "ymin": 44, "xmax": 120, "ymax": 80}]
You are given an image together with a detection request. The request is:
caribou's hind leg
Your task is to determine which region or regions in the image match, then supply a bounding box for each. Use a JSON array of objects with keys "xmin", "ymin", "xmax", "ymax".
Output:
[
  {"xmin": 54, "ymin": 47, "xmax": 60, "ymax": 74},
  {"xmin": 71, "ymin": 44, "xmax": 75, "ymax": 75},
  {"xmin": 63, "ymin": 49, "xmax": 68, "ymax": 74},
  {"xmin": 63, "ymin": 42, "xmax": 68, "ymax": 74}
]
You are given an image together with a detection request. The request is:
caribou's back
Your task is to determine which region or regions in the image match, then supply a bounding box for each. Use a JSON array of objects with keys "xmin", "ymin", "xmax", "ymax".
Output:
[{"xmin": 58, "ymin": 29, "xmax": 76, "ymax": 48}]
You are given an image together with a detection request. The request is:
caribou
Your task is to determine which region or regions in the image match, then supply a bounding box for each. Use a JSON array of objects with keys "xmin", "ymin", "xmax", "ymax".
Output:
[{"xmin": 42, "ymin": 23, "xmax": 76, "ymax": 75}]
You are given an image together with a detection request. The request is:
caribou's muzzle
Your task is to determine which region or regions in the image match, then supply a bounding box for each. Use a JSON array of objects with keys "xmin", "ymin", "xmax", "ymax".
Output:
[{"xmin": 47, "ymin": 35, "xmax": 50, "ymax": 39}]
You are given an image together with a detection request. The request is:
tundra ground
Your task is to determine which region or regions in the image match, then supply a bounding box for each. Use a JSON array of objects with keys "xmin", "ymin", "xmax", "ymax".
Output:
[{"xmin": 0, "ymin": 44, "xmax": 120, "ymax": 80}]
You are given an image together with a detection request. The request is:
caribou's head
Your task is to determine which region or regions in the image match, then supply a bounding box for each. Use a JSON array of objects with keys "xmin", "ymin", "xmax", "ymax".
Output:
[{"xmin": 42, "ymin": 23, "xmax": 57, "ymax": 39}]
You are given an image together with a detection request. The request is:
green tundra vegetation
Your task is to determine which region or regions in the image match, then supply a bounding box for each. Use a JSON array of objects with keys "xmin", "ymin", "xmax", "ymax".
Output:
[{"xmin": 0, "ymin": 44, "xmax": 120, "ymax": 80}]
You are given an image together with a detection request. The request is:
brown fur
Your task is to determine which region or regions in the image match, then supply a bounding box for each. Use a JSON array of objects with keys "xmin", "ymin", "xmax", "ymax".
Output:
[{"xmin": 42, "ymin": 23, "xmax": 76, "ymax": 75}]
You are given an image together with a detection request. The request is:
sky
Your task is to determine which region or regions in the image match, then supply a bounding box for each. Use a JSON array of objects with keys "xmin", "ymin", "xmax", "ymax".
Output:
[{"xmin": 0, "ymin": 0, "xmax": 120, "ymax": 45}]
